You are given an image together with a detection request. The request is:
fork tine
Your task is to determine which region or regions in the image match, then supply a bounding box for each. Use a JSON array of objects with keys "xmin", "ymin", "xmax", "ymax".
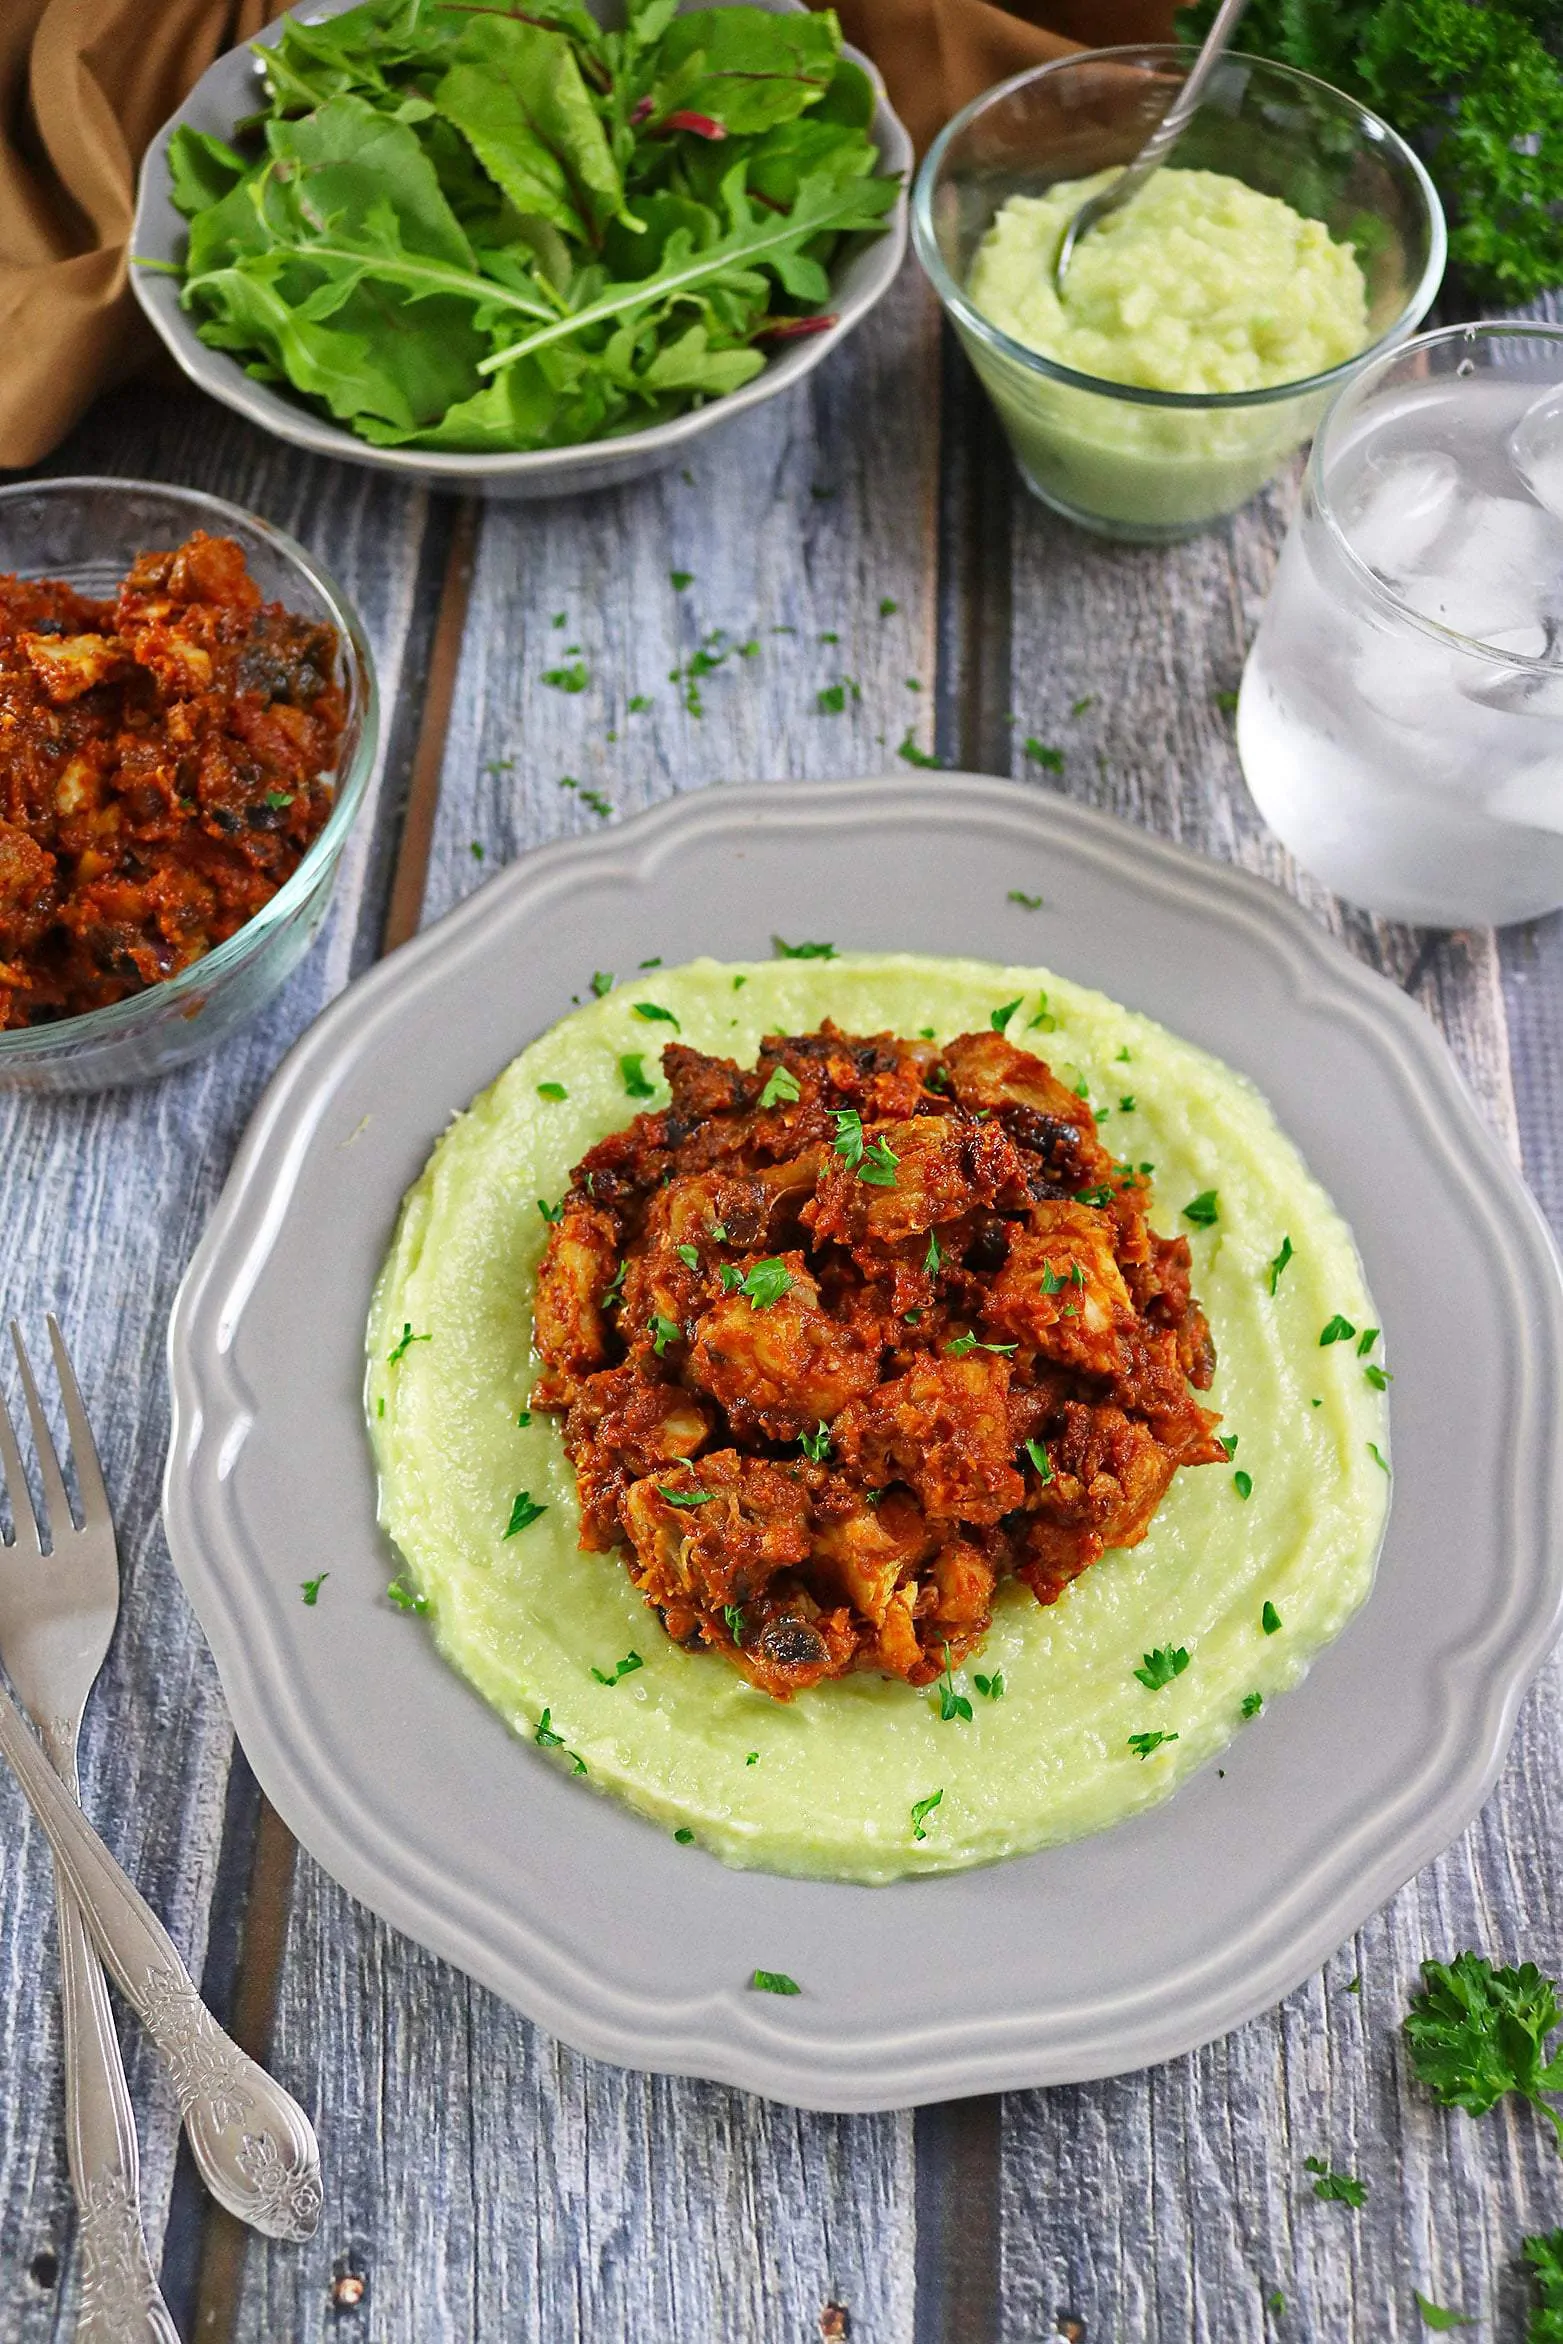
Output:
[
  {"xmin": 0, "ymin": 1375, "xmax": 41, "ymax": 1557},
  {"xmin": 46, "ymin": 1317, "xmax": 107, "ymax": 1530},
  {"xmin": 10, "ymin": 1322, "xmax": 75, "ymax": 1550}
]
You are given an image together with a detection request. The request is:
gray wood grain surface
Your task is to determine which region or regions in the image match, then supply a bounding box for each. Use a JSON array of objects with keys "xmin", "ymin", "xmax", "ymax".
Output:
[{"xmin": 4, "ymin": 262, "xmax": 1563, "ymax": 2344}]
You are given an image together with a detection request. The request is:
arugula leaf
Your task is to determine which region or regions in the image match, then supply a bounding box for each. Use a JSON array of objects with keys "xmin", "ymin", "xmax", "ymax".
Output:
[
  {"xmin": 1404, "ymin": 1953, "xmax": 1563, "ymax": 2148},
  {"xmin": 435, "ymin": 16, "xmax": 626, "ymax": 243}
]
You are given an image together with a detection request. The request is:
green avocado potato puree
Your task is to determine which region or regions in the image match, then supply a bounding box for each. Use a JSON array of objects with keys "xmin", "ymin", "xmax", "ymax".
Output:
[{"xmin": 367, "ymin": 954, "xmax": 1387, "ymax": 1884}]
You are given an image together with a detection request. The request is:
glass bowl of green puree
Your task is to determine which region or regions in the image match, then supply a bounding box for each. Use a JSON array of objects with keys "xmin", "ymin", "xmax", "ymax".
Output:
[{"xmin": 913, "ymin": 48, "xmax": 1445, "ymax": 542}]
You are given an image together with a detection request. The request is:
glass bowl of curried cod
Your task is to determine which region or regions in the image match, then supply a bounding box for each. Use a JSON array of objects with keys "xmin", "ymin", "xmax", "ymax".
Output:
[{"xmin": 0, "ymin": 477, "xmax": 377, "ymax": 1093}]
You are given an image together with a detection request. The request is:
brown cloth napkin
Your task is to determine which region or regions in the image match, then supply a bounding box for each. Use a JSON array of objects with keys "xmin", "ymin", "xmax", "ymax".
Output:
[{"xmin": 0, "ymin": 0, "xmax": 1177, "ymax": 469}]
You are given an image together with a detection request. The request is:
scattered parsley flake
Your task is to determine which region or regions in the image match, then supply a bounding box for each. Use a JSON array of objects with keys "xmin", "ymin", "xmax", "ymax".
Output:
[
  {"xmin": 1320, "ymin": 1314, "xmax": 1357, "ymax": 1346},
  {"xmin": 301, "ymin": 1573, "xmax": 328, "ymax": 1606},
  {"xmin": 1119, "ymin": 1094, "xmax": 1136, "ymax": 1112},
  {"xmin": 897, "ymin": 731, "xmax": 940, "ymax": 768},
  {"xmin": 590, "ymin": 971, "xmax": 614, "ymax": 997},
  {"xmin": 386, "ymin": 1577, "xmax": 429, "ymax": 1615},
  {"xmin": 620, "ymin": 1052, "xmax": 657, "ymax": 1099},
  {"xmin": 1008, "ymin": 889, "xmax": 1043, "ymax": 909},
  {"xmin": 1411, "ymin": 2291, "xmax": 1473, "ymax": 2330},
  {"xmin": 670, "ymin": 569, "xmax": 693, "ymax": 590},
  {"xmin": 935, "ymin": 1643, "xmax": 973, "ymax": 1724},
  {"xmin": 759, "ymin": 1064, "xmax": 802, "ymax": 1109},
  {"xmin": 723, "ymin": 1602, "xmax": 745, "ymax": 1642},
  {"xmin": 649, "ymin": 1314, "xmax": 681, "ymax": 1356},
  {"xmin": 1368, "ymin": 1442, "xmax": 1391, "ymax": 1473},
  {"xmin": 1304, "ymin": 2156, "xmax": 1366, "ymax": 2207},
  {"xmin": 1075, "ymin": 1185, "xmax": 1114, "ymax": 1208},
  {"xmin": 543, "ymin": 661, "xmax": 588, "ymax": 693},
  {"xmin": 627, "ymin": 693, "xmax": 651, "ymax": 714},
  {"xmin": 659, "ymin": 1483, "xmax": 715, "ymax": 1507},
  {"xmin": 1024, "ymin": 737, "xmax": 1064, "ymax": 772},
  {"xmin": 800, "ymin": 1421, "xmax": 832, "ymax": 1463},
  {"xmin": 1262, "ymin": 1601, "xmax": 1282, "ymax": 1635},
  {"xmin": 974, "ymin": 1672, "xmax": 1005, "ymax": 1700},
  {"xmin": 264, "ymin": 789, "xmax": 294, "ymax": 810},
  {"xmin": 924, "ymin": 1230, "xmax": 943, "ymax": 1276},
  {"xmin": 1234, "ymin": 1470, "xmax": 1253, "ymax": 1500},
  {"xmin": 772, "ymin": 936, "xmax": 836, "ymax": 959},
  {"xmin": 1358, "ymin": 1326, "xmax": 1381, "ymax": 1356},
  {"xmin": 1219, "ymin": 1434, "xmax": 1239, "ymax": 1460},
  {"xmin": 737, "ymin": 1258, "xmax": 793, "ymax": 1309},
  {"xmin": 1024, "ymin": 1437, "xmax": 1053, "ymax": 1483},
  {"xmin": 386, "ymin": 1322, "xmax": 430, "ymax": 1365},
  {"xmin": 591, "ymin": 1651, "xmax": 644, "ymax": 1685},
  {"xmin": 676, "ymin": 1243, "xmax": 700, "ymax": 1269},
  {"xmin": 674, "ymin": 1827, "xmax": 695, "ymax": 1844},
  {"xmin": 1267, "ymin": 1236, "xmax": 1295, "ymax": 1294},
  {"xmin": 1135, "ymin": 1645, "xmax": 1190, "ymax": 1691},
  {"xmin": 1241, "ymin": 1691, "xmax": 1263, "ymax": 1719},
  {"xmin": 879, "ymin": 596, "xmax": 899, "ymax": 616},
  {"xmin": 505, "ymin": 1491, "xmax": 547, "ymax": 1537},
  {"xmin": 1215, "ymin": 688, "xmax": 1240, "ymax": 716},
  {"xmin": 751, "ymin": 1969, "xmax": 801, "ymax": 1995},
  {"xmin": 1028, "ymin": 993, "xmax": 1058, "ymax": 1032},
  {"xmin": 633, "ymin": 1001, "xmax": 679, "ymax": 1031},
  {"xmin": 946, "ymin": 1333, "xmax": 1016, "ymax": 1357},
  {"xmin": 1365, "ymin": 1364, "xmax": 1392, "ymax": 1391},
  {"xmin": 1116, "ymin": 1047, "xmax": 1131, "ymax": 1063},
  {"xmin": 910, "ymin": 1789, "xmax": 943, "ymax": 1840},
  {"xmin": 1183, "ymin": 1190, "xmax": 1219, "ymax": 1228},
  {"xmin": 1071, "ymin": 694, "xmax": 1096, "ymax": 718},
  {"xmin": 746, "ymin": 1750, "xmax": 759, "ymax": 1765},
  {"xmin": 1128, "ymin": 1730, "xmax": 1178, "ymax": 1759},
  {"xmin": 990, "ymin": 997, "xmax": 1022, "ymax": 1033},
  {"xmin": 469, "ymin": 839, "xmax": 484, "ymax": 861},
  {"xmin": 517, "ymin": 1408, "xmax": 531, "ymax": 1427},
  {"xmin": 536, "ymin": 1081, "xmax": 568, "ymax": 1101}
]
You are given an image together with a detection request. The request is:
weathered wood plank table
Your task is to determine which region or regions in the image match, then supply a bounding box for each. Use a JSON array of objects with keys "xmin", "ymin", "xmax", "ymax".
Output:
[{"xmin": 4, "ymin": 272, "xmax": 1563, "ymax": 2344}]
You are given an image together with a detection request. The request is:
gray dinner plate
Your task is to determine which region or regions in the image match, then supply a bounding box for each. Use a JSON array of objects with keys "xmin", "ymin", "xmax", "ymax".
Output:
[
  {"xmin": 164, "ymin": 776, "xmax": 1563, "ymax": 2110},
  {"xmin": 130, "ymin": 0, "xmax": 911, "ymax": 500}
]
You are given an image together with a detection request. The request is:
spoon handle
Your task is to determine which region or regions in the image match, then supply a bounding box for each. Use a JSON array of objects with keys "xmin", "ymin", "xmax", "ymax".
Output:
[
  {"xmin": 1116, "ymin": 0, "xmax": 1252, "ymax": 208},
  {"xmin": 0, "ymin": 1681, "xmax": 322, "ymax": 2243}
]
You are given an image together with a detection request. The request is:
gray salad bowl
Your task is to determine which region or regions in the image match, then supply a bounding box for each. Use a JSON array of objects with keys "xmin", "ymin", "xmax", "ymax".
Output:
[{"xmin": 130, "ymin": 0, "xmax": 912, "ymax": 500}]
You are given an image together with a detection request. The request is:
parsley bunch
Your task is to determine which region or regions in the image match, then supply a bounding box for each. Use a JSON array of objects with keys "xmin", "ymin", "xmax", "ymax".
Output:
[
  {"xmin": 1177, "ymin": 0, "xmax": 1563, "ymax": 301},
  {"xmin": 163, "ymin": 0, "xmax": 899, "ymax": 451},
  {"xmin": 1403, "ymin": 1952, "xmax": 1563, "ymax": 2148}
]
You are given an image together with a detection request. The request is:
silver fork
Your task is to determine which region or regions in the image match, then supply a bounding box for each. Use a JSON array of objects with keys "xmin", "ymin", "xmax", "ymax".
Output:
[{"xmin": 0, "ymin": 1320, "xmax": 322, "ymax": 2328}]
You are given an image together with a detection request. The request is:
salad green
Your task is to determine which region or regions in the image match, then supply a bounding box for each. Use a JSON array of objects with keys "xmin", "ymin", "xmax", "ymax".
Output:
[{"xmin": 162, "ymin": 0, "xmax": 898, "ymax": 452}]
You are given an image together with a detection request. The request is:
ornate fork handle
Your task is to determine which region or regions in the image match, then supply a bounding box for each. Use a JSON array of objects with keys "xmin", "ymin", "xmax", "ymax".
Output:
[
  {"xmin": 43, "ymin": 1723, "xmax": 181, "ymax": 2344},
  {"xmin": 0, "ymin": 1686, "xmax": 320, "ymax": 2243}
]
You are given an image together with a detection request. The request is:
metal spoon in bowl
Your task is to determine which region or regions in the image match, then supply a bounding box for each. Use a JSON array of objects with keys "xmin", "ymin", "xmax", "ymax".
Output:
[{"xmin": 1052, "ymin": 0, "xmax": 1253, "ymax": 295}]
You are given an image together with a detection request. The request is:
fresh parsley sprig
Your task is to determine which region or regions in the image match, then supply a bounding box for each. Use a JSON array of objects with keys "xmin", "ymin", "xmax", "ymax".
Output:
[{"xmin": 1405, "ymin": 1953, "xmax": 1563, "ymax": 2150}]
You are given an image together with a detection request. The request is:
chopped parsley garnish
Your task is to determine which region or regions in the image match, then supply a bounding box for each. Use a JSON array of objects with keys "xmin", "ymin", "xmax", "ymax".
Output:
[
  {"xmin": 924, "ymin": 1230, "xmax": 943, "ymax": 1276},
  {"xmin": 816, "ymin": 681, "xmax": 852, "ymax": 715},
  {"xmin": 1074, "ymin": 1186, "xmax": 1114, "ymax": 1209},
  {"xmin": 1219, "ymin": 1434, "xmax": 1239, "ymax": 1460},
  {"xmin": 543, "ymin": 661, "xmax": 588, "ymax": 693},
  {"xmin": 800, "ymin": 1421, "xmax": 832, "ymax": 1462},
  {"xmin": 974, "ymin": 1671, "xmax": 1006, "ymax": 1700},
  {"xmin": 759, "ymin": 1063, "xmax": 801, "ymax": 1109},
  {"xmin": 1008, "ymin": 889, "xmax": 1043, "ymax": 910},
  {"xmin": 990, "ymin": 997, "xmax": 1022, "ymax": 1033},
  {"xmin": 718, "ymin": 1264, "xmax": 745, "ymax": 1293},
  {"xmin": 1024, "ymin": 737, "xmax": 1064, "ymax": 772},
  {"xmin": 1304, "ymin": 2156, "xmax": 1366, "ymax": 2207},
  {"xmin": 386, "ymin": 1577, "xmax": 429, "ymax": 1615},
  {"xmin": 935, "ymin": 1643, "xmax": 972, "ymax": 1724},
  {"xmin": 897, "ymin": 732, "xmax": 940, "ymax": 768},
  {"xmin": 1368, "ymin": 1442, "xmax": 1391, "ymax": 1474},
  {"xmin": 1028, "ymin": 996, "xmax": 1058, "ymax": 1036},
  {"xmin": 386, "ymin": 1322, "xmax": 430, "ymax": 1364},
  {"xmin": 1233, "ymin": 1470, "xmax": 1253, "ymax": 1500},
  {"xmin": 1040, "ymin": 1262, "xmax": 1084, "ymax": 1295},
  {"xmin": 946, "ymin": 1333, "xmax": 1017, "ymax": 1357},
  {"xmin": 601, "ymin": 1260, "xmax": 627, "ymax": 1309},
  {"xmin": 1267, "ymin": 1236, "xmax": 1295, "ymax": 1294},
  {"xmin": 1261, "ymin": 1601, "xmax": 1282, "ymax": 1635},
  {"xmin": 1119, "ymin": 1095, "xmax": 1136, "ymax": 1112},
  {"xmin": 533, "ymin": 1708, "xmax": 586, "ymax": 1772},
  {"xmin": 1241, "ymin": 1691, "xmax": 1263, "ymax": 1719},
  {"xmin": 505, "ymin": 1491, "xmax": 547, "ymax": 1537},
  {"xmin": 750, "ymin": 1969, "xmax": 801, "ymax": 1995},
  {"xmin": 735, "ymin": 1258, "xmax": 793, "ymax": 1309},
  {"xmin": 627, "ymin": 694, "xmax": 651, "ymax": 715},
  {"xmin": 649, "ymin": 1315, "xmax": 681, "ymax": 1355},
  {"xmin": 300, "ymin": 1573, "xmax": 328, "ymax": 1606},
  {"xmin": 591, "ymin": 1651, "xmax": 644, "ymax": 1685},
  {"xmin": 746, "ymin": 1750, "xmax": 759, "ymax": 1765},
  {"xmin": 620, "ymin": 1053, "xmax": 657, "ymax": 1099},
  {"xmin": 537, "ymin": 1196, "xmax": 565, "ymax": 1223},
  {"xmin": 536, "ymin": 1081, "xmax": 568, "ymax": 1101},
  {"xmin": 1183, "ymin": 1190, "xmax": 1220, "ymax": 1228},
  {"xmin": 658, "ymin": 1484, "xmax": 715, "ymax": 1507},
  {"xmin": 670, "ymin": 569, "xmax": 693, "ymax": 591},
  {"xmin": 676, "ymin": 1243, "xmax": 700, "ymax": 1269},
  {"xmin": 1128, "ymin": 1730, "xmax": 1178, "ymax": 1759},
  {"xmin": 879, "ymin": 596, "xmax": 899, "ymax": 617},
  {"xmin": 910, "ymin": 1789, "xmax": 943, "ymax": 1840},
  {"xmin": 1404, "ymin": 1953, "xmax": 1563, "ymax": 2149},
  {"xmin": 590, "ymin": 970, "xmax": 614, "ymax": 997},
  {"xmin": 674, "ymin": 1827, "xmax": 695, "ymax": 1844},
  {"xmin": 1134, "ymin": 1645, "xmax": 1190, "ymax": 1691},
  {"xmin": 1215, "ymin": 689, "xmax": 1240, "ymax": 716},
  {"xmin": 1411, "ymin": 2291, "xmax": 1473, "ymax": 2329},
  {"xmin": 264, "ymin": 789, "xmax": 295, "ymax": 811},
  {"xmin": 1320, "ymin": 1314, "xmax": 1357, "ymax": 1346},
  {"xmin": 638, "ymin": 956, "xmax": 662, "ymax": 969},
  {"xmin": 633, "ymin": 1001, "xmax": 679, "ymax": 1029},
  {"xmin": 772, "ymin": 936, "xmax": 836, "ymax": 959},
  {"xmin": 1358, "ymin": 1326, "xmax": 1381, "ymax": 1356},
  {"xmin": 1365, "ymin": 1364, "xmax": 1392, "ymax": 1391},
  {"xmin": 830, "ymin": 1109, "xmax": 898, "ymax": 1186},
  {"xmin": 723, "ymin": 1603, "xmax": 745, "ymax": 1642},
  {"xmin": 1024, "ymin": 1438, "xmax": 1053, "ymax": 1483},
  {"xmin": 1071, "ymin": 695, "xmax": 1096, "ymax": 718},
  {"xmin": 517, "ymin": 1409, "xmax": 531, "ymax": 1427}
]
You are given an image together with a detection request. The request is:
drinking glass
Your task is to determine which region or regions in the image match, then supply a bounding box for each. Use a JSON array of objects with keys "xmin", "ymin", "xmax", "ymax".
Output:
[{"xmin": 1238, "ymin": 323, "xmax": 1563, "ymax": 926}]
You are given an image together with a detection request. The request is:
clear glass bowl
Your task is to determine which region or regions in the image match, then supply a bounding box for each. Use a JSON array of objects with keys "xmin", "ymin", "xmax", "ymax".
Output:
[
  {"xmin": 913, "ymin": 47, "xmax": 1447, "ymax": 542},
  {"xmin": 0, "ymin": 478, "xmax": 378, "ymax": 1092}
]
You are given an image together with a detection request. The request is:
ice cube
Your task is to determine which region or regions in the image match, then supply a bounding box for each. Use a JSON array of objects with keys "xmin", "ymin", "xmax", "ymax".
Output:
[
  {"xmin": 1397, "ymin": 494, "xmax": 1563, "ymax": 650},
  {"xmin": 1339, "ymin": 452, "xmax": 1460, "ymax": 580},
  {"xmin": 1350, "ymin": 628, "xmax": 1473, "ymax": 785},
  {"xmin": 1485, "ymin": 756, "xmax": 1563, "ymax": 835},
  {"xmin": 1509, "ymin": 384, "xmax": 1563, "ymax": 523},
  {"xmin": 1460, "ymin": 622, "xmax": 1563, "ymax": 719}
]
